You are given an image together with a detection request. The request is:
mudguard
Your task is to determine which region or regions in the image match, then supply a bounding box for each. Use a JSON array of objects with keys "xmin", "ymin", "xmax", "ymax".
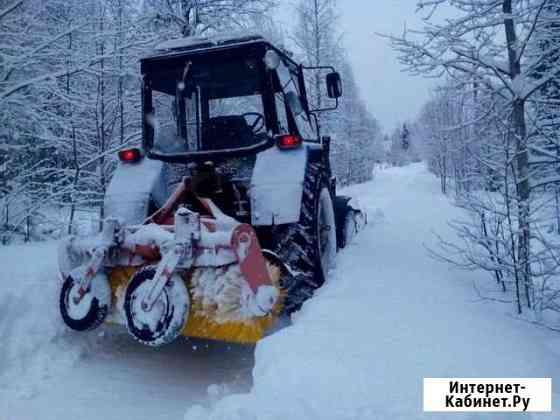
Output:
[
  {"xmin": 104, "ymin": 159, "xmax": 168, "ymax": 224},
  {"xmin": 250, "ymin": 145, "xmax": 308, "ymax": 226}
]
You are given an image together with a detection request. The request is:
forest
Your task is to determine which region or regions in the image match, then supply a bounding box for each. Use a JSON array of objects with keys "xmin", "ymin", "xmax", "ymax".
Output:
[
  {"xmin": 396, "ymin": 1, "xmax": 560, "ymax": 320},
  {"xmin": 0, "ymin": 0, "xmax": 381, "ymax": 243}
]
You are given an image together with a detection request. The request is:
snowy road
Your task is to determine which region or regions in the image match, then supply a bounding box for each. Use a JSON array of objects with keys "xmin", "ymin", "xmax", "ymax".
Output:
[
  {"xmin": 3, "ymin": 334, "xmax": 254, "ymax": 420},
  {"xmin": 2, "ymin": 163, "xmax": 560, "ymax": 419},
  {"xmin": 0, "ymin": 244, "xmax": 255, "ymax": 420}
]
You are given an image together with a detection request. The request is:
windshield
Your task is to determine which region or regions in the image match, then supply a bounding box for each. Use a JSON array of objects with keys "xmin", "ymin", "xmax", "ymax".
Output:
[{"xmin": 147, "ymin": 58, "xmax": 268, "ymax": 155}]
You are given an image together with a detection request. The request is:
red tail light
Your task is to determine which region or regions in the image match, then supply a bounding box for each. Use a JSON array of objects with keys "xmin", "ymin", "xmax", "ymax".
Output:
[
  {"xmin": 118, "ymin": 148, "xmax": 142, "ymax": 163},
  {"xmin": 276, "ymin": 134, "xmax": 302, "ymax": 150}
]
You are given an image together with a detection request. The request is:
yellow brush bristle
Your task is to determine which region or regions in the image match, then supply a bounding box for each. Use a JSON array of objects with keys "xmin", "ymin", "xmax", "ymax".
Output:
[{"xmin": 107, "ymin": 259, "xmax": 284, "ymax": 344}]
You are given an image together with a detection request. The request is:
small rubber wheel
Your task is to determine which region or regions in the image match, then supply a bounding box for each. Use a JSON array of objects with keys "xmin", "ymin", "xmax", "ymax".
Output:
[
  {"xmin": 60, "ymin": 272, "xmax": 111, "ymax": 331},
  {"xmin": 124, "ymin": 265, "xmax": 189, "ymax": 347}
]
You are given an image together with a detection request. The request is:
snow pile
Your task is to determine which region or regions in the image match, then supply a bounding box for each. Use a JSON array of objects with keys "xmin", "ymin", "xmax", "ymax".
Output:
[
  {"xmin": 184, "ymin": 163, "xmax": 560, "ymax": 420},
  {"xmin": 183, "ymin": 260, "xmax": 404, "ymax": 420},
  {"xmin": 0, "ymin": 243, "xmax": 97, "ymax": 408}
]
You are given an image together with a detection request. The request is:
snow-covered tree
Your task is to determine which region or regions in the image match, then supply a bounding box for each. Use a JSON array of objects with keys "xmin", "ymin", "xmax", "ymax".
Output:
[
  {"xmin": 141, "ymin": 0, "xmax": 275, "ymax": 38},
  {"xmin": 0, "ymin": 0, "xmax": 86, "ymax": 241},
  {"xmin": 292, "ymin": 0, "xmax": 381, "ymax": 185},
  {"xmin": 396, "ymin": 0, "xmax": 560, "ymax": 315},
  {"xmin": 0, "ymin": 0, "xmax": 279, "ymax": 242}
]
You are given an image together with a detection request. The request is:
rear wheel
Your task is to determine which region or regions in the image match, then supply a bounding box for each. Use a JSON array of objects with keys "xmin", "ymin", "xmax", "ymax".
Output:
[{"xmin": 272, "ymin": 163, "xmax": 336, "ymax": 313}]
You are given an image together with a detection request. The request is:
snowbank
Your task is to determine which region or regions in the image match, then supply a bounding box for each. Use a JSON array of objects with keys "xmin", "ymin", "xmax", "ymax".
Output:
[
  {"xmin": 185, "ymin": 163, "xmax": 560, "ymax": 420},
  {"xmin": 0, "ymin": 243, "xmax": 98, "ymax": 407}
]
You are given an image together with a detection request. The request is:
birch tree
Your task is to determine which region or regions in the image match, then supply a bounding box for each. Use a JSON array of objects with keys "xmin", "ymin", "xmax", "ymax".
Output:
[
  {"xmin": 389, "ymin": 0, "xmax": 560, "ymax": 312},
  {"xmin": 142, "ymin": 0, "xmax": 275, "ymax": 38}
]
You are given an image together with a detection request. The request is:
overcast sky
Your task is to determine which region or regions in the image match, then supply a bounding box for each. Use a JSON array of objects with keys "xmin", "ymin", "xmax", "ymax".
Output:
[
  {"xmin": 336, "ymin": 1, "xmax": 437, "ymax": 133},
  {"xmin": 278, "ymin": 1, "xmax": 440, "ymax": 133}
]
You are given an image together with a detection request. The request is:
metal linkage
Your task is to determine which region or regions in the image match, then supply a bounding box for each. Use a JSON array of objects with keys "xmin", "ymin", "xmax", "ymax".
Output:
[
  {"xmin": 140, "ymin": 207, "xmax": 199, "ymax": 312},
  {"xmin": 74, "ymin": 218, "xmax": 120, "ymax": 304}
]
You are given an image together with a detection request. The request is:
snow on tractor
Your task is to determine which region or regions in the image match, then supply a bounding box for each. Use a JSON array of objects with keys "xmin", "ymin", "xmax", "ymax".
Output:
[{"xmin": 57, "ymin": 34, "xmax": 365, "ymax": 346}]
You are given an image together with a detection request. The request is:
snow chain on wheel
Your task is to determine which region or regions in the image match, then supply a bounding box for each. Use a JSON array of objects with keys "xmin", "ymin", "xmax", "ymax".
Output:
[
  {"xmin": 124, "ymin": 265, "xmax": 189, "ymax": 347},
  {"xmin": 272, "ymin": 162, "xmax": 337, "ymax": 313},
  {"xmin": 60, "ymin": 272, "xmax": 111, "ymax": 331}
]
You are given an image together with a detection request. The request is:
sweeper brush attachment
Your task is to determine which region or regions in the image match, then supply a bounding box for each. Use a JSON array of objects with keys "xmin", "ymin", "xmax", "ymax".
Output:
[{"xmin": 59, "ymin": 202, "xmax": 286, "ymax": 346}]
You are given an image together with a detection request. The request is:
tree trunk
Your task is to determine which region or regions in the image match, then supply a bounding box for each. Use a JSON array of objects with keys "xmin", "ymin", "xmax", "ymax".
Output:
[
  {"xmin": 98, "ymin": 10, "xmax": 106, "ymax": 232},
  {"xmin": 512, "ymin": 99, "xmax": 532, "ymax": 309},
  {"xmin": 118, "ymin": 0, "xmax": 124, "ymax": 145},
  {"xmin": 503, "ymin": 0, "xmax": 532, "ymax": 310},
  {"xmin": 2, "ymin": 203, "xmax": 8, "ymax": 245},
  {"xmin": 66, "ymin": 32, "xmax": 78, "ymax": 235}
]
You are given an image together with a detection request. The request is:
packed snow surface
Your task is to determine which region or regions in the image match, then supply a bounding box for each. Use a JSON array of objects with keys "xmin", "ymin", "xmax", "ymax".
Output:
[
  {"xmin": 2, "ymin": 163, "xmax": 560, "ymax": 420},
  {"xmin": 0, "ymin": 245, "xmax": 254, "ymax": 420}
]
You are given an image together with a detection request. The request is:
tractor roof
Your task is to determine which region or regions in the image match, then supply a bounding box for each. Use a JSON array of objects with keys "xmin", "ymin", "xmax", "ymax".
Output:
[
  {"xmin": 140, "ymin": 33, "xmax": 295, "ymax": 74},
  {"xmin": 154, "ymin": 34, "xmax": 266, "ymax": 54}
]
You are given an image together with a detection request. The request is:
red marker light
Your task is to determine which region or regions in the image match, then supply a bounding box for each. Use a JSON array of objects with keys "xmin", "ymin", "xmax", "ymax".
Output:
[
  {"xmin": 118, "ymin": 148, "xmax": 142, "ymax": 163},
  {"xmin": 276, "ymin": 134, "xmax": 302, "ymax": 150}
]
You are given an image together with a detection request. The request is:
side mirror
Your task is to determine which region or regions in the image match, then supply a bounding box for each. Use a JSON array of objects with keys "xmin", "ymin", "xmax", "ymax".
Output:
[{"xmin": 326, "ymin": 72, "xmax": 342, "ymax": 99}]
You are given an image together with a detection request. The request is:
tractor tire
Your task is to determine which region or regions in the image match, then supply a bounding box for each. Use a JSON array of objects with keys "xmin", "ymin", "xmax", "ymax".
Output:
[{"xmin": 272, "ymin": 163, "xmax": 337, "ymax": 313}]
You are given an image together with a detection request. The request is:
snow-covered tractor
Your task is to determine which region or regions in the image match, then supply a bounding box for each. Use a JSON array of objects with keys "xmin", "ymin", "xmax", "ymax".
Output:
[{"xmin": 58, "ymin": 34, "xmax": 365, "ymax": 346}]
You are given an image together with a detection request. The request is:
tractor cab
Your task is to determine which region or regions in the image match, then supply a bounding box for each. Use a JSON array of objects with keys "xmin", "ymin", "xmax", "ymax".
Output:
[{"xmin": 140, "ymin": 34, "xmax": 340, "ymax": 163}]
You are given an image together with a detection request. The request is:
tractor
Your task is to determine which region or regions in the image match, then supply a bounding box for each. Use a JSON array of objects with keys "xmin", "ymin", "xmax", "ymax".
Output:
[{"xmin": 58, "ymin": 34, "xmax": 365, "ymax": 346}]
